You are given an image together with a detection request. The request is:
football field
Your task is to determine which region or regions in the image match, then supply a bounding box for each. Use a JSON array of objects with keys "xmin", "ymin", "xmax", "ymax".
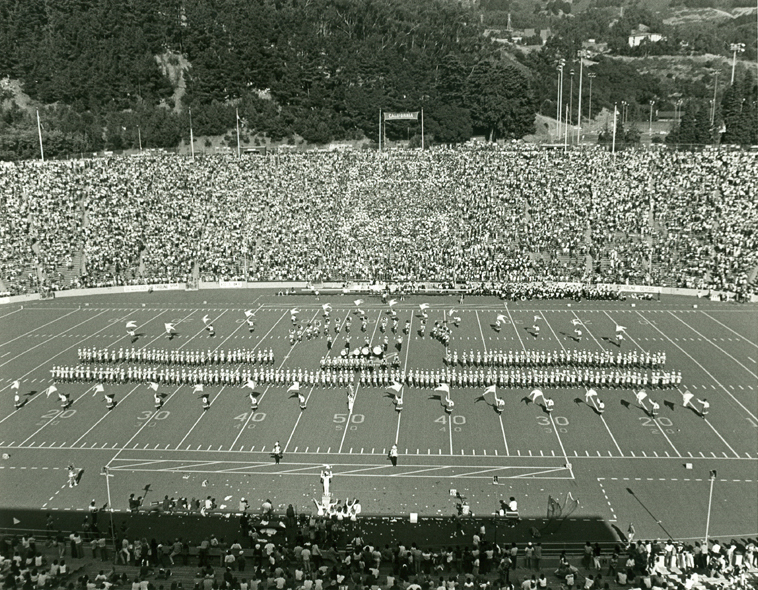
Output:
[{"xmin": 0, "ymin": 290, "xmax": 756, "ymax": 543}]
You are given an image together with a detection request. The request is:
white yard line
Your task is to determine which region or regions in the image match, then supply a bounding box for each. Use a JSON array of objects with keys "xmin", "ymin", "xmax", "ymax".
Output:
[
  {"xmin": 632, "ymin": 310, "xmax": 758, "ymax": 423},
  {"xmin": 667, "ymin": 311, "xmax": 757, "ymax": 378},
  {"xmin": 0, "ymin": 307, "xmax": 80, "ymax": 348}
]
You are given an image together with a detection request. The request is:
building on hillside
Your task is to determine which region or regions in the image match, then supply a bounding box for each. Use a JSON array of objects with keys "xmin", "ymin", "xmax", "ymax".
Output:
[
  {"xmin": 628, "ymin": 26, "xmax": 665, "ymax": 47},
  {"xmin": 484, "ymin": 28, "xmax": 550, "ymax": 45},
  {"xmin": 582, "ymin": 39, "xmax": 608, "ymax": 54}
]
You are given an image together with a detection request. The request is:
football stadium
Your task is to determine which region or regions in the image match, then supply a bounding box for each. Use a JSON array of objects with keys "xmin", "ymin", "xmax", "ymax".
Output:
[{"xmin": 1, "ymin": 146, "xmax": 757, "ymax": 590}]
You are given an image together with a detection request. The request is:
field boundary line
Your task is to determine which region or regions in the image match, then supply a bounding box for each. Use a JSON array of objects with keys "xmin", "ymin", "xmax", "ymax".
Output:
[
  {"xmin": 536, "ymin": 311, "xmax": 576, "ymax": 476},
  {"xmin": 667, "ymin": 311, "xmax": 757, "ymax": 377},
  {"xmin": 0, "ymin": 307, "xmax": 25, "ymax": 321},
  {"xmin": 395, "ymin": 310, "xmax": 413, "ymax": 445},
  {"xmin": 0, "ymin": 309, "xmax": 145, "ymax": 424},
  {"xmin": 0, "ymin": 310, "xmax": 109, "ymax": 369},
  {"xmin": 0, "ymin": 307, "xmax": 80, "ymax": 348},
  {"xmin": 66, "ymin": 309, "xmax": 183, "ymax": 446},
  {"xmin": 229, "ymin": 309, "xmax": 316, "ymax": 450},
  {"xmin": 337, "ymin": 309, "xmax": 383, "ymax": 453},
  {"xmin": 700, "ymin": 312, "xmax": 758, "ymax": 349},
  {"xmin": 566, "ymin": 310, "xmax": 625, "ymax": 457},
  {"xmin": 631, "ymin": 310, "xmax": 758, "ymax": 423},
  {"xmin": 103, "ymin": 310, "xmax": 224, "ymax": 469}
]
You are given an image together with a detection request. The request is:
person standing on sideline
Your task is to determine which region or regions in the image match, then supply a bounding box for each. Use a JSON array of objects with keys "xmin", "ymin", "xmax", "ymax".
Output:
[
  {"xmin": 524, "ymin": 542, "xmax": 534, "ymax": 570},
  {"xmin": 272, "ymin": 441, "xmax": 282, "ymax": 464},
  {"xmin": 388, "ymin": 444, "xmax": 398, "ymax": 467}
]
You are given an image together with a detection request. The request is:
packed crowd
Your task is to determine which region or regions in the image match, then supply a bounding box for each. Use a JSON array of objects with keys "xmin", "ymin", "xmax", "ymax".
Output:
[
  {"xmin": 1, "ymin": 145, "xmax": 756, "ymax": 297},
  {"xmin": 2, "ymin": 518, "xmax": 755, "ymax": 590}
]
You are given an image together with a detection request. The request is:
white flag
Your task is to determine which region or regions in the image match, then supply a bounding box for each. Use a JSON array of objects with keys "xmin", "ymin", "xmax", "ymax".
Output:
[
  {"xmin": 148, "ymin": 382, "xmax": 159, "ymax": 392},
  {"xmin": 244, "ymin": 309, "xmax": 255, "ymax": 318},
  {"xmin": 585, "ymin": 388, "xmax": 597, "ymax": 402},
  {"xmin": 388, "ymin": 299, "xmax": 397, "ymax": 307},
  {"xmin": 434, "ymin": 383, "xmax": 450, "ymax": 395},
  {"xmin": 45, "ymin": 385, "xmax": 58, "ymax": 398},
  {"xmin": 682, "ymin": 390, "xmax": 694, "ymax": 407},
  {"xmin": 449, "ymin": 309, "xmax": 457, "ymax": 316},
  {"xmin": 484, "ymin": 385, "xmax": 497, "ymax": 396},
  {"xmin": 616, "ymin": 325, "xmax": 627, "ymax": 333},
  {"xmin": 322, "ymin": 303, "xmax": 332, "ymax": 312},
  {"xmin": 125, "ymin": 321, "xmax": 137, "ymax": 329},
  {"xmin": 353, "ymin": 299, "xmax": 364, "ymax": 307},
  {"xmin": 387, "ymin": 382, "xmax": 403, "ymax": 394},
  {"xmin": 164, "ymin": 323, "xmax": 175, "ymax": 334},
  {"xmin": 244, "ymin": 380, "xmax": 257, "ymax": 391},
  {"xmin": 202, "ymin": 315, "xmax": 210, "ymax": 324},
  {"xmin": 419, "ymin": 303, "xmax": 430, "ymax": 311},
  {"xmin": 11, "ymin": 380, "xmax": 20, "ymax": 390},
  {"xmin": 571, "ymin": 319, "xmax": 583, "ymax": 326},
  {"xmin": 288, "ymin": 382, "xmax": 300, "ymax": 393},
  {"xmin": 529, "ymin": 389, "xmax": 544, "ymax": 402},
  {"xmin": 533, "ymin": 315, "xmax": 541, "ymax": 323},
  {"xmin": 635, "ymin": 390, "xmax": 648, "ymax": 403},
  {"xmin": 290, "ymin": 308, "xmax": 300, "ymax": 316},
  {"xmin": 496, "ymin": 314, "xmax": 507, "ymax": 323},
  {"xmin": 93, "ymin": 384, "xmax": 105, "ymax": 394},
  {"xmin": 193, "ymin": 384, "xmax": 204, "ymax": 393}
]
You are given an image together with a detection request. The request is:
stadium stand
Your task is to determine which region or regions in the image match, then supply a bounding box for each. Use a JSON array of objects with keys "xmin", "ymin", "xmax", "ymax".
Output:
[{"xmin": 0, "ymin": 145, "xmax": 756, "ymax": 300}]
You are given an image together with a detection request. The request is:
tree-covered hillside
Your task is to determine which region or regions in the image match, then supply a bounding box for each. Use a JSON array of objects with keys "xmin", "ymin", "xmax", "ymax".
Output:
[{"xmin": 0, "ymin": 0, "xmax": 537, "ymax": 159}]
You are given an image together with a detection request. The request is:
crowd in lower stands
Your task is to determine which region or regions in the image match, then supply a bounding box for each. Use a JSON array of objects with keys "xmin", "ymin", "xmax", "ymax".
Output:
[
  {"xmin": 1, "ymin": 145, "xmax": 756, "ymax": 298},
  {"xmin": 2, "ymin": 516, "xmax": 755, "ymax": 590}
]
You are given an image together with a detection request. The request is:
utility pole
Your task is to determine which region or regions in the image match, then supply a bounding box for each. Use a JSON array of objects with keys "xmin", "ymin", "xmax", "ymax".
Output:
[
  {"xmin": 36, "ymin": 109, "xmax": 45, "ymax": 163},
  {"xmin": 189, "ymin": 107, "xmax": 195, "ymax": 161},
  {"xmin": 587, "ymin": 73, "xmax": 596, "ymax": 122}
]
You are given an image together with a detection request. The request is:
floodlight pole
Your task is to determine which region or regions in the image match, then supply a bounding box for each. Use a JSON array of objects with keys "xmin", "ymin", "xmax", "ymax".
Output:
[{"xmin": 101, "ymin": 466, "xmax": 117, "ymax": 563}]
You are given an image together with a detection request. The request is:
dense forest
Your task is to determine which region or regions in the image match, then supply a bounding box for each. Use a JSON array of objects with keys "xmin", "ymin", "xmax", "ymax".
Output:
[
  {"xmin": 0, "ymin": 0, "xmax": 756, "ymax": 159},
  {"xmin": 0, "ymin": 0, "xmax": 537, "ymax": 158}
]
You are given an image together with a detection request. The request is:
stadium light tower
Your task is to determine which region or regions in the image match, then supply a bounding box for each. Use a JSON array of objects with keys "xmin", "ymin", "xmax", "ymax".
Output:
[
  {"xmin": 577, "ymin": 50, "xmax": 590, "ymax": 144},
  {"xmin": 587, "ymin": 73, "xmax": 596, "ymax": 122},
  {"xmin": 648, "ymin": 100, "xmax": 655, "ymax": 136},
  {"xmin": 730, "ymin": 43, "xmax": 745, "ymax": 85},
  {"xmin": 556, "ymin": 59, "xmax": 566, "ymax": 140},
  {"xmin": 569, "ymin": 68, "xmax": 575, "ymax": 127}
]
